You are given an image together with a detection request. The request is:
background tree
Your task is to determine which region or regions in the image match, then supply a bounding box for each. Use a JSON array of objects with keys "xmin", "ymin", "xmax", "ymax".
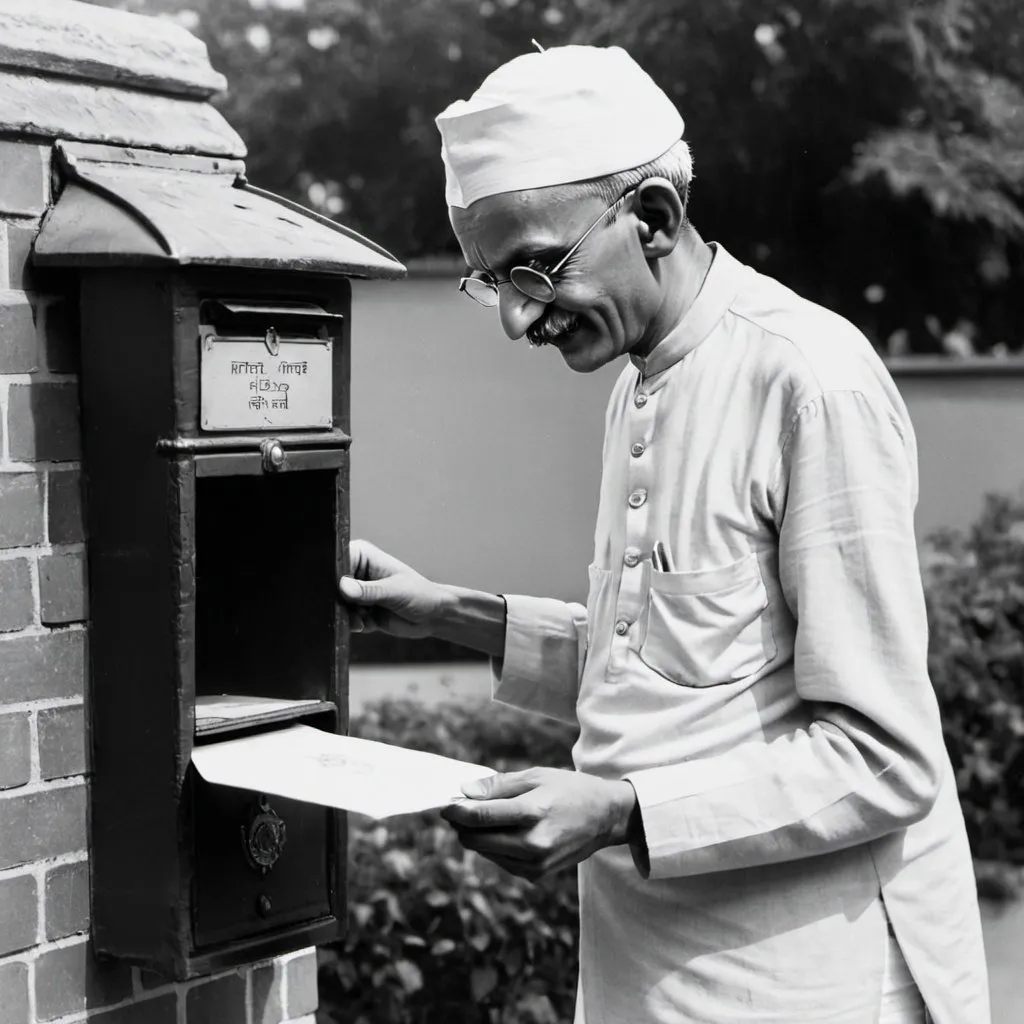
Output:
[{"xmin": 89, "ymin": 0, "xmax": 1024, "ymax": 355}]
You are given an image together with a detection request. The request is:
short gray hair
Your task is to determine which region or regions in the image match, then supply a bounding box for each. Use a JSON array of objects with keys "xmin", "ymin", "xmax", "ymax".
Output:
[{"xmin": 551, "ymin": 139, "xmax": 694, "ymax": 214}]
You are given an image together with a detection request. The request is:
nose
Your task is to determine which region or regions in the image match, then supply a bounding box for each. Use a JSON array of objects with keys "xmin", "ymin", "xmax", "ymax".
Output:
[{"xmin": 497, "ymin": 284, "xmax": 547, "ymax": 340}]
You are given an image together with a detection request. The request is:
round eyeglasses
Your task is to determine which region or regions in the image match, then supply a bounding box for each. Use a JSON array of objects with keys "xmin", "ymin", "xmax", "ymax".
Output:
[{"xmin": 459, "ymin": 188, "xmax": 636, "ymax": 308}]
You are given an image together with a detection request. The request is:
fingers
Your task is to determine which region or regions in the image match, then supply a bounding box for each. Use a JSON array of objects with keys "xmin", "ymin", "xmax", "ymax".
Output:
[
  {"xmin": 442, "ymin": 795, "xmax": 539, "ymax": 830},
  {"xmin": 346, "ymin": 539, "xmax": 412, "ymax": 582},
  {"xmin": 452, "ymin": 825, "xmax": 533, "ymax": 862}
]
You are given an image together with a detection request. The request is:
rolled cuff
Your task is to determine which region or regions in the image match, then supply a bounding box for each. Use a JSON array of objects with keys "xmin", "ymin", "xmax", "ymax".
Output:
[{"xmin": 489, "ymin": 593, "xmax": 587, "ymax": 726}]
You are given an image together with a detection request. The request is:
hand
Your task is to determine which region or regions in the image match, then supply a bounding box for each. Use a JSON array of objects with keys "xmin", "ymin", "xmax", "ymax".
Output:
[
  {"xmin": 441, "ymin": 767, "xmax": 639, "ymax": 881},
  {"xmin": 339, "ymin": 539, "xmax": 449, "ymax": 638}
]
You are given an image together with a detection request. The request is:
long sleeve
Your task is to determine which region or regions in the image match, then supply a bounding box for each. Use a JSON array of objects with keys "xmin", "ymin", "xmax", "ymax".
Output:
[
  {"xmin": 624, "ymin": 389, "xmax": 947, "ymax": 879},
  {"xmin": 489, "ymin": 593, "xmax": 588, "ymax": 725}
]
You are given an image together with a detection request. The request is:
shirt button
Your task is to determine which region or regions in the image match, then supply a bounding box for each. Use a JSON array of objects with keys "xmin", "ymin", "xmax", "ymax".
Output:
[
  {"xmin": 624, "ymin": 548, "xmax": 641, "ymax": 568},
  {"xmin": 615, "ymin": 620, "xmax": 630, "ymax": 636},
  {"xmin": 627, "ymin": 489, "xmax": 647, "ymax": 509},
  {"xmin": 630, "ymin": 441, "xmax": 646, "ymax": 458},
  {"xmin": 634, "ymin": 392, "xmax": 649, "ymax": 409}
]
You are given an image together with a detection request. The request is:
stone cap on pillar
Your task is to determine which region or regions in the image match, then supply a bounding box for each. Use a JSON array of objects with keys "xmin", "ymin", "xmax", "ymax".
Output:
[{"xmin": 0, "ymin": 0, "xmax": 245, "ymax": 157}]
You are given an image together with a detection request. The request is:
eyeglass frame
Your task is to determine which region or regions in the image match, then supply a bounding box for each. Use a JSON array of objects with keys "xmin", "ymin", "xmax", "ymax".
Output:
[{"xmin": 458, "ymin": 187, "xmax": 638, "ymax": 308}]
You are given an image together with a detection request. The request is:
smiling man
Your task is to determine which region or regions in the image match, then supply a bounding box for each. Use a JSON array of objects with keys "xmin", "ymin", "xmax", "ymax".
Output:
[{"xmin": 339, "ymin": 46, "xmax": 989, "ymax": 1024}]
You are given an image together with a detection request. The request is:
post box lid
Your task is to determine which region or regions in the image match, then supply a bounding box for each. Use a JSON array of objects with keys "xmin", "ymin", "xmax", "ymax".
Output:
[{"xmin": 34, "ymin": 141, "xmax": 406, "ymax": 279}]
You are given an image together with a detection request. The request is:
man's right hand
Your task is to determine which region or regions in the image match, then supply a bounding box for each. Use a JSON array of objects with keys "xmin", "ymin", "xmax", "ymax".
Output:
[{"xmin": 339, "ymin": 539, "xmax": 450, "ymax": 638}]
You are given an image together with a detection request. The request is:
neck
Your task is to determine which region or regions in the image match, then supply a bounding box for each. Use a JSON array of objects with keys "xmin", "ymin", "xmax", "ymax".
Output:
[{"xmin": 634, "ymin": 225, "xmax": 714, "ymax": 359}]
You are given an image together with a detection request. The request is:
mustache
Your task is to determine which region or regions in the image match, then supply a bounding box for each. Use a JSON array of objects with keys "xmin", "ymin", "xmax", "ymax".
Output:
[{"xmin": 527, "ymin": 308, "xmax": 581, "ymax": 346}]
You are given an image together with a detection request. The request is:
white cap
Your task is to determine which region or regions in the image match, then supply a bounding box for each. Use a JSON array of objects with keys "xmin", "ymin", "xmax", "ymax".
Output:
[{"xmin": 436, "ymin": 45, "xmax": 685, "ymax": 209}]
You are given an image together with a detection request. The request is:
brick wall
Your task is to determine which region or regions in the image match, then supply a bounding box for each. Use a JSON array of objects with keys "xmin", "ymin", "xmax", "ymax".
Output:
[
  {"xmin": 0, "ymin": 2, "xmax": 323, "ymax": 1020},
  {"xmin": 0, "ymin": 135, "xmax": 321, "ymax": 1024},
  {"xmin": 0, "ymin": 138, "xmax": 320, "ymax": 1024}
]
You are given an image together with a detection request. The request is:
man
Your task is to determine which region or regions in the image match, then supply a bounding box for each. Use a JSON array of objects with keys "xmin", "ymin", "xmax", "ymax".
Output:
[{"xmin": 339, "ymin": 45, "xmax": 989, "ymax": 1024}]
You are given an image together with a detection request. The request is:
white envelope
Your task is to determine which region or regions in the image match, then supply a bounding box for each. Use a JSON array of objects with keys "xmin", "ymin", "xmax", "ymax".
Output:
[{"xmin": 191, "ymin": 723, "xmax": 495, "ymax": 819}]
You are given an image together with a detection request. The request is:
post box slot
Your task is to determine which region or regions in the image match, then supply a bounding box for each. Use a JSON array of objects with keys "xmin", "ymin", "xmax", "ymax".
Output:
[{"xmin": 202, "ymin": 299, "xmax": 344, "ymax": 339}]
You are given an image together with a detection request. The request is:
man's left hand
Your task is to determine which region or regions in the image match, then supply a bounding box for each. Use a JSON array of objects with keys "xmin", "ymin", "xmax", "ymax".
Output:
[{"xmin": 441, "ymin": 768, "xmax": 639, "ymax": 881}]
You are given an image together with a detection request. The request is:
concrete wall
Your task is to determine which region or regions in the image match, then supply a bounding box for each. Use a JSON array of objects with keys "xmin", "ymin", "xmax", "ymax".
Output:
[{"xmin": 350, "ymin": 276, "xmax": 1024, "ymax": 605}]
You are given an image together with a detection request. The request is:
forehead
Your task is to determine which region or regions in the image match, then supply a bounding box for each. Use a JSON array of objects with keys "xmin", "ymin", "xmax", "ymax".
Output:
[{"xmin": 451, "ymin": 187, "xmax": 602, "ymax": 271}]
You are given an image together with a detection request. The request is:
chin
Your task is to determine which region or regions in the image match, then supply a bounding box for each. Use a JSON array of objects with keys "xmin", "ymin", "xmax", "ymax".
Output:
[{"xmin": 555, "ymin": 330, "xmax": 619, "ymax": 374}]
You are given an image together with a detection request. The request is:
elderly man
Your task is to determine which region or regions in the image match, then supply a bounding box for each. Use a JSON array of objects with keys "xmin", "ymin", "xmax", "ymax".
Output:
[{"xmin": 339, "ymin": 46, "xmax": 989, "ymax": 1024}]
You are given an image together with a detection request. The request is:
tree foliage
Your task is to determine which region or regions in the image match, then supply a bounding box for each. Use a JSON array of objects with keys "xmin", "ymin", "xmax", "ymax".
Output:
[{"xmin": 89, "ymin": 0, "xmax": 1024, "ymax": 355}]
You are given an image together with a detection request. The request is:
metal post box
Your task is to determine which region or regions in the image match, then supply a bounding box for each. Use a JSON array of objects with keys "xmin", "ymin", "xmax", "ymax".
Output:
[{"xmin": 32, "ymin": 140, "xmax": 405, "ymax": 980}]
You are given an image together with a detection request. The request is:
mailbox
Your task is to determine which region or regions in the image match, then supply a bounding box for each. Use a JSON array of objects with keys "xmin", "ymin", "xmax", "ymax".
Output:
[{"xmin": 33, "ymin": 141, "xmax": 405, "ymax": 979}]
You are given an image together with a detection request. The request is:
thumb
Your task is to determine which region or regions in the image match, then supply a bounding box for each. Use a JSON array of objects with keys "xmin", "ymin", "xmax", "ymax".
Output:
[
  {"xmin": 337, "ymin": 576, "xmax": 367, "ymax": 602},
  {"xmin": 462, "ymin": 769, "xmax": 537, "ymax": 800},
  {"xmin": 339, "ymin": 575, "xmax": 399, "ymax": 606}
]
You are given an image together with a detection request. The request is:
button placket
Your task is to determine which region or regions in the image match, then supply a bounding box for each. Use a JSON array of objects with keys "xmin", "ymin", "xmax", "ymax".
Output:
[{"xmin": 616, "ymin": 384, "xmax": 657, "ymax": 638}]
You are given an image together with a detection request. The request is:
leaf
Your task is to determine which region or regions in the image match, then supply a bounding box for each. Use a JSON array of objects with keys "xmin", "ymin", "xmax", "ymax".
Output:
[
  {"xmin": 468, "ymin": 891, "xmax": 496, "ymax": 922},
  {"xmin": 514, "ymin": 992, "xmax": 559, "ymax": 1024},
  {"xmin": 501, "ymin": 945, "xmax": 524, "ymax": 975},
  {"xmin": 382, "ymin": 848, "xmax": 416, "ymax": 879},
  {"xmin": 470, "ymin": 965, "xmax": 499, "ymax": 1001},
  {"xmin": 431, "ymin": 937, "xmax": 456, "ymax": 956},
  {"xmin": 394, "ymin": 958, "xmax": 424, "ymax": 993}
]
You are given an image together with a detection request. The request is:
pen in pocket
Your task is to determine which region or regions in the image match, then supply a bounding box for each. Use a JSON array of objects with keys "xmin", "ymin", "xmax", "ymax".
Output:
[{"xmin": 652, "ymin": 540, "xmax": 674, "ymax": 573}]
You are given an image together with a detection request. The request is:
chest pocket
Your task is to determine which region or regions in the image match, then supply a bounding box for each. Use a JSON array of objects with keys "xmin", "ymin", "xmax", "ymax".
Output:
[{"xmin": 638, "ymin": 552, "xmax": 777, "ymax": 688}]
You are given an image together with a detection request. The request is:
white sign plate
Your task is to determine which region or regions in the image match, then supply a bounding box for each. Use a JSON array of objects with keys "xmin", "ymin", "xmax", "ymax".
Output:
[{"xmin": 200, "ymin": 335, "xmax": 333, "ymax": 431}]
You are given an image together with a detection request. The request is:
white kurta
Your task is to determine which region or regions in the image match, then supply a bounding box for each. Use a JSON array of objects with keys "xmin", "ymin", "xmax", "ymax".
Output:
[{"xmin": 492, "ymin": 245, "xmax": 990, "ymax": 1023}]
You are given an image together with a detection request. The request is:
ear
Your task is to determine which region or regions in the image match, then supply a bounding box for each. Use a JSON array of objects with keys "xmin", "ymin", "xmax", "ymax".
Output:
[{"xmin": 632, "ymin": 177, "xmax": 685, "ymax": 260}]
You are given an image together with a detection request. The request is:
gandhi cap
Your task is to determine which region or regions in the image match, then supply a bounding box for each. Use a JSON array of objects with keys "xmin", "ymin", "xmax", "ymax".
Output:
[{"xmin": 436, "ymin": 45, "xmax": 685, "ymax": 209}]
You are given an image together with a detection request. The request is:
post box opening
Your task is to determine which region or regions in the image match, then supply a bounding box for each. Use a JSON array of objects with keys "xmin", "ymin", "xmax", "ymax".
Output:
[{"xmin": 194, "ymin": 470, "xmax": 342, "ymax": 716}]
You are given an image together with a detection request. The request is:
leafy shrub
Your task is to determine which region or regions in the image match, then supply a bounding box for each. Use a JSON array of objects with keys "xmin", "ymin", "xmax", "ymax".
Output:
[
  {"xmin": 922, "ymin": 492, "xmax": 1024, "ymax": 872},
  {"xmin": 318, "ymin": 701, "xmax": 580, "ymax": 1024}
]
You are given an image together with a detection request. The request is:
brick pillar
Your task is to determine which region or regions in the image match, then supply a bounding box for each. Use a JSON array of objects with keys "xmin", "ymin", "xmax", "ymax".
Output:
[{"xmin": 0, "ymin": 3, "xmax": 321, "ymax": 1022}]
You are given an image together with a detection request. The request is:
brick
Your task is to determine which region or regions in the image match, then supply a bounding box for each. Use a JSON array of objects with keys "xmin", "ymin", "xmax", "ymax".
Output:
[
  {"xmin": 0, "ymin": 298, "xmax": 39, "ymax": 373},
  {"xmin": 34, "ymin": 940, "xmax": 133, "ymax": 1021},
  {"xmin": 37, "ymin": 704, "xmax": 87, "ymax": 780},
  {"xmin": 0, "ymin": 782, "xmax": 87, "ymax": 870},
  {"xmin": 0, "ymin": 960, "xmax": 30, "ymax": 1024},
  {"xmin": 185, "ymin": 972, "xmax": 247, "ymax": 1024},
  {"xmin": 286, "ymin": 951, "xmax": 319, "ymax": 1018},
  {"xmin": 6, "ymin": 221, "xmax": 38, "ymax": 292},
  {"xmin": 0, "ymin": 473, "xmax": 44, "ymax": 548},
  {"xmin": 0, "ymin": 558, "xmax": 34, "ymax": 632},
  {"xmin": 39, "ymin": 551, "xmax": 87, "ymax": 624},
  {"xmin": 47, "ymin": 469, "xmax": 85, "ymax": 544},
  {"xmin": 45, "ymin": 859, "xmax": 90, "ymax": 940},
  {"xmin": 43, "ymin": 297, "xmax": 79, "ymax": 374},
  {"xmin": 0, "ymin": 711, "xmax": 31, "ymax": 789},
  {"xmin": 7, "ymin": 383, "xmax": 81, "ymax": 462},
  {"xmin": 0, "ymin": 142, "xmax": 49, "ymax": 215},
  {"xmin": 90, "ymin": 994, "xmax": 178, "ymax": 1024},
  {"xmin": 252, "ymin": 961, "xmax": 284, "ymax": 1024},
  {"xmin": 0, "ymin": 873, "xmax": 38, "ymax": 955},
  {"xmin": 0, "ymin": 630, "xmax": 85, "ymax": 701}
]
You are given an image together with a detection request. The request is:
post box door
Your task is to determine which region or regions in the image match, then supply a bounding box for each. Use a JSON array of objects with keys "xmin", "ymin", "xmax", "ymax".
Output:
[{"xmin": 191, "ymin": 774, "xmax": 334, "ymax": 948}]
